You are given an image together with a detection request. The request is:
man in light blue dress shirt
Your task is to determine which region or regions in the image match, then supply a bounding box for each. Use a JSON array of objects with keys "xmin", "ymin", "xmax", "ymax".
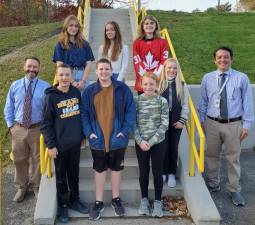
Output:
[
  {"xmin": 198, "ymin": 46, "xmax": 254, "ymax": 206},
  {"xmin": 4, "ymin": 57, "xmax": 50, "ymax": 202}
]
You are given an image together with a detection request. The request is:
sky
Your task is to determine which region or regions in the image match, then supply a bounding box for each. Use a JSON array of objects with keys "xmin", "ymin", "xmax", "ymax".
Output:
[{"xmin": 147, "ymin": 0, "xmax": 238, "ymax": 12}]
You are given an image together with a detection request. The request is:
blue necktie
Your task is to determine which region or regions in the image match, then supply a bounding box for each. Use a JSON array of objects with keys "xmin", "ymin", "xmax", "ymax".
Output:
[
  {"xmin": 22, "ymin": 80, "xmax": 33, "ymax": 128},
  {"xmin": 220, "ymin": 73, "xmax": 228, "ymax": 119}
]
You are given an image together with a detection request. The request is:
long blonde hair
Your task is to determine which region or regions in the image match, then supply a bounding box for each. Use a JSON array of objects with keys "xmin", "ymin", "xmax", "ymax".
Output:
[
  {"xmin": 158, "ymin": 58, "xmax": 184, "ymax": 102},
  {"xmin": 59, "ymin": 15, "xmax": 85, "ymax": 49},
  {"xmin": 103, "ymin": 21, "xmax": 123, "ymax": 62},
  {"xmin": 136, "ymin": 15, "xmax": 161, "ymax": 40}
]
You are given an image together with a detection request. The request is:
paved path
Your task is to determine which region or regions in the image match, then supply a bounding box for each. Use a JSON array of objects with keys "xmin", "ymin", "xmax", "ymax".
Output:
[
  {"xmin": 3, "ymin": 149, "xmax": 255, "ymax": 225},
  {"xmin": 210, "ymin": 149, "xmax": 255, "ymax": 225},
  {"xmin": 56, "ymin": 218, "xmax": 192, "ymax": 225}
]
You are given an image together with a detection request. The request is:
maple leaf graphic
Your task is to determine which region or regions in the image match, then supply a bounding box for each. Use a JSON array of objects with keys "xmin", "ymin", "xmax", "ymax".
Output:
[
  {"xmin": 143, "ymin": 51, "xmax": 159, "ymax": 70},
  {"xmin": 138, "ymin": 65, "xmax": 146, "ymax": 76}
]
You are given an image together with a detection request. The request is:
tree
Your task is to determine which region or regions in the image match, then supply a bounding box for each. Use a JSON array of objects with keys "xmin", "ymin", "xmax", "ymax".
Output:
[
  {"xmin": 218, "ymin": 0, "xmax": 221, "ymax": 11},
  {"xmin": 216, "ymin": 2, "xmax": 232, "ymax": 12},
  {"xmin": 206, "ymin": 7, "xmax": 218, "ymax": 13},
  {"xmin": 240, "ymin": 0, "xmax": 255, "ymax": 10},
  {"xmin": 192, "ymin": 8, "xmax": 201, "ymax": 13},
  {"xmin": 22, "ymin": 0, "xmax": 30, "ymax": 24},
  {"xmin": 206, "ymin": 2, "xmax": 232, "ymax": 13}
]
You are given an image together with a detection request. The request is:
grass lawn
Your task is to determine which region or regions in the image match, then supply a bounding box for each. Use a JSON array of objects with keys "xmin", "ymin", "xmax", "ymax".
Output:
[
  {"xmin": 150, "ymin": 11, "xmax": 255, "ymax": 84},
  {"xmin": 0, "ymin": 22, "xmax": 61, "ymax": 56},
  {"xmin": 0, "ymin": 35, "xmax": 58, "ymax": 162},
  {"xmin": 1, "ymin": 12, "xmax": 255, "ymax": 161}
]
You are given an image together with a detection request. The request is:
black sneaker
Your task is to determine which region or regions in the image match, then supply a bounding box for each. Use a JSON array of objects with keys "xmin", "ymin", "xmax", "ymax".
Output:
[
  {"xmin": 111, "ymin": 197, "xmax": 125, "ymax": 217},
  {"xmin": 58, "ymin": 204, "xmax": 69, "ymax": 223},
  {"xmin": 69, "ymin": 199, "xmax": 89, "ymax": 214},
  {"xmin": 89, "ymin": 201, "xmax": 105, "ymax": 220}
]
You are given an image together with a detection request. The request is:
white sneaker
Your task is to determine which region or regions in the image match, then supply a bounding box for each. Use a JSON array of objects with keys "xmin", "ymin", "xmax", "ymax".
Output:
[
  {"xmin": 162, "ymin": 175, "xmax": 167, "ymax": 183},
  {"xmin": 167, "ymin": 174, "xmax": 176, "ymax": 188}
]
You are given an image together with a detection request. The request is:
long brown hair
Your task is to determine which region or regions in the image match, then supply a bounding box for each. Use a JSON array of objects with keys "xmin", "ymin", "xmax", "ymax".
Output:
[
  {"xmin": 102, "ymin": 21, "xmax": 123, "ymax": 61},
  {"xmin": 136, "ymin": 15, "xmax": 161, "ymax": 40},
  {"xmin": 158, "ymin": 58, "xmax": 184, "ymax": 102},
  {"xmin": 59, "ymin": 15, "xmax": 85, "ymax": 49}
]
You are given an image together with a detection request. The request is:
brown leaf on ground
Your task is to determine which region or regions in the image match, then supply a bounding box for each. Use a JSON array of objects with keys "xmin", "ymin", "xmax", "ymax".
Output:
[{"xmin": 162, "ymin": 195, "xmax": 191, "ymax": 219}]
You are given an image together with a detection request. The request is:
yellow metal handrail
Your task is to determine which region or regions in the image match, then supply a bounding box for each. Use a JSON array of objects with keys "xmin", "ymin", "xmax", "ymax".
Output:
[
  {"xmin": 40, "ymin": 0, "xmax": 91, "ymax": 178},
  {"xmin": 77, "ymin": 0, "xmax": 91, "ymax": 39},
  {"xmin": 130, "ymin": 4, "xmax": 205, "ymax": 176}
]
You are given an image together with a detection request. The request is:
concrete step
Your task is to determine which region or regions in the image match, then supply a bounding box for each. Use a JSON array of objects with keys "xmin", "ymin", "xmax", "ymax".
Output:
[
  {"xmin": 79, "ymin": 178, "xmax": 183, "ymax": 204},
  {"xmin": 68, "ymin": 204, "xmax": 178, "ymax": 218},
  {"xmin": 80, "ymin": 157, "xmax": 139, "ymax": 179}
]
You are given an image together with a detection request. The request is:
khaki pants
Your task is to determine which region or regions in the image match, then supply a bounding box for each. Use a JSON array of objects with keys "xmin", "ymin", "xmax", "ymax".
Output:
[
  {"xmin": 204, "ymin": 118, "xmax": 242, "ymax": 192},
  {"xmin": 11, "ymin": 124, "xmax": 41, "ymax": 190}
]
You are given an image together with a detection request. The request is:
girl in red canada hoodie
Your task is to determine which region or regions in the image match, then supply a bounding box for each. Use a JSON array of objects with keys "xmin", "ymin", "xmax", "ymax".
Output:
[{"xmin": 133, "ymin": 15, "xmax": 169, "ymax": 93}]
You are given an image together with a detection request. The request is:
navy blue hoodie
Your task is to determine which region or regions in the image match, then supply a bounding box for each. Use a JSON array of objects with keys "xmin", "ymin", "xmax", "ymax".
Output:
[{"xmin": 41, "ymin": 85, "xmax": 83, "ymax": 152}]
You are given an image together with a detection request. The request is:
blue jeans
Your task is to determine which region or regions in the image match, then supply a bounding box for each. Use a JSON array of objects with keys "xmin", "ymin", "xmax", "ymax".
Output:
[{"xmin": 73, "ymin": 70, "xmax": 92, "ymax": 93}]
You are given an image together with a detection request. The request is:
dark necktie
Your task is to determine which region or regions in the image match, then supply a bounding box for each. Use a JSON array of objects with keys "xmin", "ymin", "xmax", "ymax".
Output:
[
  {"xmin": 220, "ymin": 73, "xmax": 228, "ymax": 119},
  {"xmin": 22, "ymin": 80, "xmax": 33, "ymax": 128}
]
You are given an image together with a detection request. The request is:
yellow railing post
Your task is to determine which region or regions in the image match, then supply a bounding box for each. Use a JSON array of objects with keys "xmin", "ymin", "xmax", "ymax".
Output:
[
  {"xmin": 40, "ymin": 135, "xmax": 45, "ymax": 174},
  {"xmin": 45, "ymin": 149, "xmax": 52, "ymax": 178},
  {"xmin": 189, "ymin": 98, "xmax": 195, "ymax": 176}
]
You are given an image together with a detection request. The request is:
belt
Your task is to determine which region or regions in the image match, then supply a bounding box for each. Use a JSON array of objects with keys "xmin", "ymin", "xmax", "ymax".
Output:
[
  {"xmin": 207, "ymin": 116, "xmax": 242, "ymax": 123},
  {"xmin": 72, "ymin": 66, "xmax": 85, "ymax": 70},
  {"xmin": 15, "ymin": 122, "xmax": 41, "ymax": 129}
]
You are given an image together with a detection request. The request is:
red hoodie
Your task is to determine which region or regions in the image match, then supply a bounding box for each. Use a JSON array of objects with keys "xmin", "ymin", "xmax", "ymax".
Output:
[{"xmin": 133, "ymin": 38, "xmax": 169, "ymax": 92}]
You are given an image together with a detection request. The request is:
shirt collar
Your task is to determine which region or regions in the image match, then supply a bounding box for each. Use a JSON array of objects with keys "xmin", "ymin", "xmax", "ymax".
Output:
[
  {"xmin": 24, "ymin": 75, "xmax": 38, "ymax": 86},
  {"xmin": 216, "ymin": 68, "xmax": 232, "ymax": 77}
]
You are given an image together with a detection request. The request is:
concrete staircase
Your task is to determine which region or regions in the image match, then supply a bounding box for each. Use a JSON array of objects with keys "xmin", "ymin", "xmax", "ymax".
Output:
[
  {"xmin": 69, "ymin": 141, "xmax": 183, "ymax": 218},
  {"xmin": 34, "ymin": 8, "xmax": 221, "ymax": 225},
  {"xmin": 88, "ymin": 8, "xmax": 135, "ymax": 83},
  {"xmin": 70, "ymin": 9, "xmax": 183, "ymax": 217}
]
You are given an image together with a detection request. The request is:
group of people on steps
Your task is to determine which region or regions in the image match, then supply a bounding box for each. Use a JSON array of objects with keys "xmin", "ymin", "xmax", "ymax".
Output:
[
  {"xmin": 49, "ymin": 14, "xmax": 187, "ymax": 222},
  {"xmin": 5, "ymin": 9, "xmax": 253, "ymax": 224}
]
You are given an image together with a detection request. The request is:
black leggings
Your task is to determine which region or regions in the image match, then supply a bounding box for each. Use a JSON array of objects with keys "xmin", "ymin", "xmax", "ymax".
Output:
[
  {"xmin": 163, "ymin": 127, "xmax": 182, "ymax": 175},
  {"xmin": 54, "ymin": 145, "xmax": 81, "ymax": 206},
  {"xmin": 135, "ymin": 141, "xmax": 165, "ymax": 200}
]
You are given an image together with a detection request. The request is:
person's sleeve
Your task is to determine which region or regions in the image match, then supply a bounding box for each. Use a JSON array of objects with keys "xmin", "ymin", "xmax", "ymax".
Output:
[
  {"xmin": 133, "ymin": 40, "xmax": 146, "ymax": 77},
  {"xmin": 148, "ymin": 98, "xmax": 169, "ymax": 146},
  {"xmin": 4, "ymin": 84, "xmax": 15, "ymax": 128},
  {"xmin": 52, "ymin": 42, "xmax": 64, "ymax": 63},
  {"xmin": 85, "ymin": 42, "xmax": 95, "ymax": 62},
  {"xmin": 120, "ymin": 86, "xmax": 136, "ymax": 137},
  {"xmin": 80, "ymin": 89, "xmax": 93, "ymax": 137},
  {"xmin": 40, "ymin": 95, "xmax": 57, "ymax": 149},
  {"xmin": 98, "ymin": 45, "xmax": 103, "ymax": 60},
  {"xmin": 117, "ymin": 45, "xmax": 129, "ymax": 81},
  {"xmin": 241, "ymin": 75, "xmax": 254, "ymax": 129},
  {"xmin": 198, "ymin": 76, "xmax": 208, "ymax": 123},
  {"xmin": 153, "ymin": 39, "xmax": 169, "ymax": 77},
  {"xmin": 179, "ymin": 83, "xmax": 189, "ymax": 124},
  {"xmin": 133, "ymin": 95, "xmax": 142, "ymax": 144}
]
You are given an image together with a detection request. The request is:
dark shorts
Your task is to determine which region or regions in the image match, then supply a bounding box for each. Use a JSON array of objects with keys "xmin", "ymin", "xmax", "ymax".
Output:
[{"xmin": 91, "ymin": 148, "xmax": 126, "ymax": 173}]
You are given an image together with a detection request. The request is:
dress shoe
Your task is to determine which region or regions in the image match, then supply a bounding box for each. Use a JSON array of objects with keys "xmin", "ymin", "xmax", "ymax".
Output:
[{"xmin": 13, "ymin": 189, "xmax": 26, "ymax": 202}]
